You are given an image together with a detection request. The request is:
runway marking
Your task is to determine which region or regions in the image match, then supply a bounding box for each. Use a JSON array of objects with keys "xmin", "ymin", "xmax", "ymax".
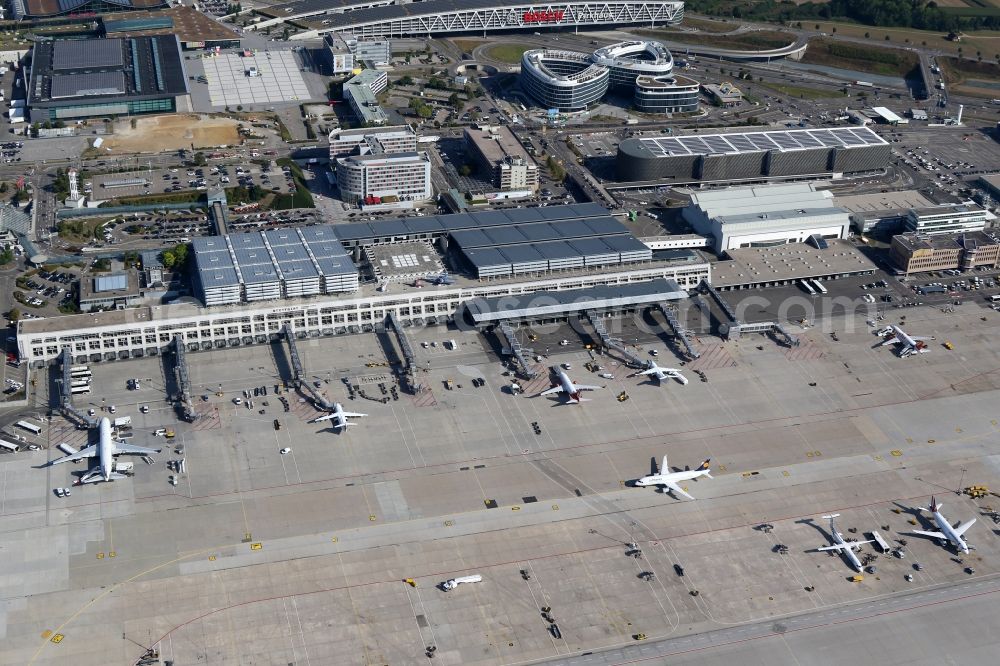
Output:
[
  {"xmin": 192, "ymin": 406, "xmax": 220, "ymax": 430},
  {"xmin": 411, "ymin": 386, "xmax": 437, "ymax": 408},
  {"xmin": 785, "ymin": 341, "xmax": 826, "ymax": 362},
  {"xmin": 687, "ymin": 345, "xmax": 737, "ymax": 371}
]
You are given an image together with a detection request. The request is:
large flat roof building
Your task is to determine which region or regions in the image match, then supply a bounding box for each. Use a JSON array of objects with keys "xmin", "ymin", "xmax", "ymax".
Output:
[
  {"xmin": 683, "ymin": 183, "xmax": 851, "ymax": 254},
  {"xmin": 464, "ymin": 125, "xmax": 539, "ymax": 192},
  {"xmin": 890, "ymin": 231, "xmax": 1000, "ymax": 275},
  {"xmin": 616, "ymin": 126, "xmax": 891, "ymax": 183},
  {"xmin": 193, "ymin": 227, "xmax": 359, "ymax": 306},
  {"xmin": 342, "ymin": 69, "xmax": 389, "ymax": 126},
  {"xmin": 11, "ymin": 0, "xmax": 165, "ymax": 19},
  {"xmin": 905, "ymin": 203, "xmax": 993, "ymax": 235},
  {"xmin": 27, "ymin": 36, "xmax": 188, "ymax": 121}
]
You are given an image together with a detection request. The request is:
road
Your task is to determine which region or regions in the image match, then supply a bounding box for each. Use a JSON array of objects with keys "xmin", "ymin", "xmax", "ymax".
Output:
[{"xmin": 535, "ymin": 574, "xmax": 1000, "ymax": 665}]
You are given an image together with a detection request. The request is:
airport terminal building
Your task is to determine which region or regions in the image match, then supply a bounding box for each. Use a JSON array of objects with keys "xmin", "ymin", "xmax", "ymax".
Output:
[
  {"xmin": 17, "ymin": 204, "xmax": 711, "ymax": 365},
  {"xmin": 615, "ymin": 127, "xmax": 891, "ymax": 183}
]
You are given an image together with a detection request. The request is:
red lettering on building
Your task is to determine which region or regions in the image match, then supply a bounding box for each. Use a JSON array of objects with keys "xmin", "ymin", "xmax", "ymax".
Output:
[{"xmin": 523, "ymin": 10, "xmax": 565, "ymax": 23}]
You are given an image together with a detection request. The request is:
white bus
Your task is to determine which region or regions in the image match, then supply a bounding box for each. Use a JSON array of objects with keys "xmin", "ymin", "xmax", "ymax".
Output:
[
  {"xmin": 988, "ymin": 294, "xmax": 1000, "ymax": 303},
  {"xmin": 70, "ymin": 365, "xmax": 89, "ymax": 373},
  {"xmin": 70, "ymin": 369, "xmax": 92, "ymax": 379},
  {"xmin": 70, "ymin": 379, "xmax": 91, "ymax": 389},
  {"xmin": 799, "ymin": 280, "xmax": 817, "ymax": 295},
  {"xmin": 811, "ymin": 279, "xmax": 828, "ymax": 295},
  {"xmin": 70, "ymin": 385, "xmax": 91, "ymax": 395},
  {"xmin": 0, "ymin": 438, "xmax": 20, "ymax": 452},
  {"xmin": 15, "ymin": 420, "xmax": 42, "ymax": 436}
]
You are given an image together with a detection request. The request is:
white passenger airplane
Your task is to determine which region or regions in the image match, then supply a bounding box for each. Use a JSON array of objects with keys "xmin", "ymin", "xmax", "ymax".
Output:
[
  {"xmin": 632, "ymin": 361, "xmax": 688, "ymax": 385},
  {"xmin": 49, "ymin": 416, "xmax": 160, "ymax": 484},
  {"xmin": 879, "ymin": 324, "xmax": 932, "ymax": 357},
  {"xmin": 311, "ymin": 403, "xmax": 367, "ymax": 429},
  {"xmin": 635, "ymin": 455, "xmax": 712, "ymax": 500},
  {"xmin": 816, "ymin": 513, "xmax": 873, "ymax": 572},
  {"xmin": 537, "ymin": 369, "xmax": 601, "ymax": 404},
  {"xmin": 910, "ymin": 496, "xmax": 976, "ymax": 554}
]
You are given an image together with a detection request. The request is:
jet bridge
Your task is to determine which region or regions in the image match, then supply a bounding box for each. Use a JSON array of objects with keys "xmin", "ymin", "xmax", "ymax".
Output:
[
  {"xmin": 583, "ymin": 309, "xmax": 647, "ymax": 369},
  {"xmin": 384, "ymin": 312, "xmax": 417, "ymax": 393},
  {"xmin": 281, "ymin": 324, "xmax": 333, "ymax": 410},
  {"xmin": 171, "ymin": 336, "xmax": 198, "ymax": 422},
  {"xmin": 498, "ymin": 321, "xmax": 537, "ymax": 379},
  {"xmin": 58, "ymin": 348, "xmax": 94, "ymax": 427},
  {"xmin": 656, "ymin": 304, "xmax": 701, "ymax": 360}
]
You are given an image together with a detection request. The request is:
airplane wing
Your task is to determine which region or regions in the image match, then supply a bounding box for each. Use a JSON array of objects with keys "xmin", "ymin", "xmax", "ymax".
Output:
[
  {"xmin": 818, "ymin": 539, "xmax": 873, "ymax": 552},
  {"xmin": 953, "ymin": 519, "xmax": 976, "ymax": 537},
  {"xmin": 911, "ymin": 529, "xmax": 947, "ymax": 540},
  {"xmin": 115, "ymin": 443, "xmax": 161, "ymax": 455},
  {"xmin": 311, "ymin": 413, "xmax": 336, "ymax": 423},
  {"xmin": 538, "ymin": 386, "xmax": 562, "ymax": 396},
  {"xmin": 574, "ymin": 384, "xmax": 602, "ymax": 392},
  {"xmin": 662, "ymin": 480, "xmax": 694, "ymax": 500},
  {"xmin": 910, "ymin": 336, "xmax": 932, "ymax": 342},
  {"xmin": 49, "ymin": 447, "xmax": 99, "ymax": 465},
  {"xmin": 340, "ymin": 411, "xmax": 367, "ymax": 418},
  {"xmin": 880, "ymin": 336, "xmax": 902, "ymax": 347}
]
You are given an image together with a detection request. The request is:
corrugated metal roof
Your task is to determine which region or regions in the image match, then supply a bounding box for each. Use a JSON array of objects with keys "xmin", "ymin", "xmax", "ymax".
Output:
[{"xmin": 50, "ymin": 72, "xmax": 126, "ymax": 99}]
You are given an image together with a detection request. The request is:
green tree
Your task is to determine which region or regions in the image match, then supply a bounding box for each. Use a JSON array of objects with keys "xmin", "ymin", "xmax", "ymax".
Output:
[
  {"xmin": 193, "ymin": 152, "xmax": 207, "ymax": 166},
  {"xmin": 7, "ymin": 306, "xmax": 20, "ymax": 323},
  {"xmin": 458, "ymin": 164, "xmax": 472, "ymax": 176},
  {"xmin": 397, "ymin": 75, "xmax": 414, "ymax": 86},
  {"xmin": 173, "ymin": 243, "xmax": 189, "ymax": 267},
  {"xmin": 161, "ymin": 250, "xmax": 176, "ymax": 268},
  {"xmin": 448, "ymin": 92, "xmax": 461, "ymax": 108},
  {"xmin": 0, "ymin": 247, "xmax": 13, "ymax": 265}
]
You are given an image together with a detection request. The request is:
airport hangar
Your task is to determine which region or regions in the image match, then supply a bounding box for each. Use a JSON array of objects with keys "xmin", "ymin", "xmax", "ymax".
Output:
[
  {"xmin": 615, "ymin": 126, "xmax": 892, "ymax": 184},
  {"xmin": 16, "ymin": 203, "xmax": 711, "ymax": 366},
  {"xmin": 250, "ymin": 0, "xmax": 684, "ymax": 40}
]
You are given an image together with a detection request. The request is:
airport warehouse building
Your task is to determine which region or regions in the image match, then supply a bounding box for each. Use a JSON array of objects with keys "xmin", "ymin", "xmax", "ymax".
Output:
[
  {"xmin": 683, "ymin": 183, "xmax": 851, "ymax": 254},
  {"xmin": 27, "ymin": 36, "xmax": 188, "ymax": 121},
  {"xmin": 17, "ymin": 204, "xmax": 711, "ymax": 365},
  {"xmin": 615, "ymin": 127, "xmax": 891, "ymax": 183}
]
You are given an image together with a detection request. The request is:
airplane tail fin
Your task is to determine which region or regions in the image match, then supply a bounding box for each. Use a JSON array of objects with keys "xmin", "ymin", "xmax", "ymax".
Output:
[
  {"xmin": 821, "ymin": 513, "xmax": 840, "ymax": 521},
  {"xmin": 697, "ymin": 459, "xmax": 711, "ymax": 472},
  {"xmin": 930, "ymin": 496, "xmax": 940, "ymax": 513}
]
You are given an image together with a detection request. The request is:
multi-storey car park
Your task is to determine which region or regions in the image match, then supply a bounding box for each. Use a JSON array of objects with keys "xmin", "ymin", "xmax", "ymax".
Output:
[
  {"xmin": 16, "ymin": 204, "xmax": 710, "ymax": 366},
  {"xmin": 615, "ymin": 126, "xmax": 892, "ymax": 183},
  {"xmin": 249, "ymin": 0, "xmax": 684, "ymax": 40},
  {"xmin": 521, "ymin": 40, "xmax": 699, "ymax": 112}
]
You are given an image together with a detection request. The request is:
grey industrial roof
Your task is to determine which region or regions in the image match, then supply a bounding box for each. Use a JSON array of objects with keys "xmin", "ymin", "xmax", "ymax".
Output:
[
  {"xmin": 465, "ymin": 278, "xmax": 688, "ymax": 324},
  {"xmin": 333, "ymin": 202, "xmax": 608, "ymax": 243},
  {"xmin": 52, "ymin": 38, "xmax": 124, "ymax": 70},
  {"xmin": 49, "ymin": 72, "xmax": 127, "ymax": 99},
  {"xmin": 621, "ymin": 126, "xmax": 888, "ymax": 160}
]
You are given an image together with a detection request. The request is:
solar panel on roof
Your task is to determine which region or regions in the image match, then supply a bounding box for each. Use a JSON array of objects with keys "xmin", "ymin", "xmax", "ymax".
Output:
[{"xmin": 52, "ymin": 38, "xmax": 124, "ymax": 70}]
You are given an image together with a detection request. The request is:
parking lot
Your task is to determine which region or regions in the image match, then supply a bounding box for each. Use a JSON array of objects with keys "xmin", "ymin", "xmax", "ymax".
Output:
[
  {"xmin": 203, "ymin": 50, "xmax": 313, "ymax": 108},
  {"xmin": 88, "ymin": 161, "xmax": 295, "ymax": 203}
]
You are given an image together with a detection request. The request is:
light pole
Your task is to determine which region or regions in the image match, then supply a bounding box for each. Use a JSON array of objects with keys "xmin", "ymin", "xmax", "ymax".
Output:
[{"xmin": 957, "ymin": 467, "xmax": 967, "ymax": 495}]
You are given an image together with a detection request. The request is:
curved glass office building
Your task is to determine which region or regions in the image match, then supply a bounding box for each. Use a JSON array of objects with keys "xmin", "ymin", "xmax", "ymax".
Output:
[
  {"xmin": 520, "ymin": 49, "xmax": 610, "ymax": 112},
  {"xmin": 521, "ymin": 40, "xmax": 699, "ymax": 113}
]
